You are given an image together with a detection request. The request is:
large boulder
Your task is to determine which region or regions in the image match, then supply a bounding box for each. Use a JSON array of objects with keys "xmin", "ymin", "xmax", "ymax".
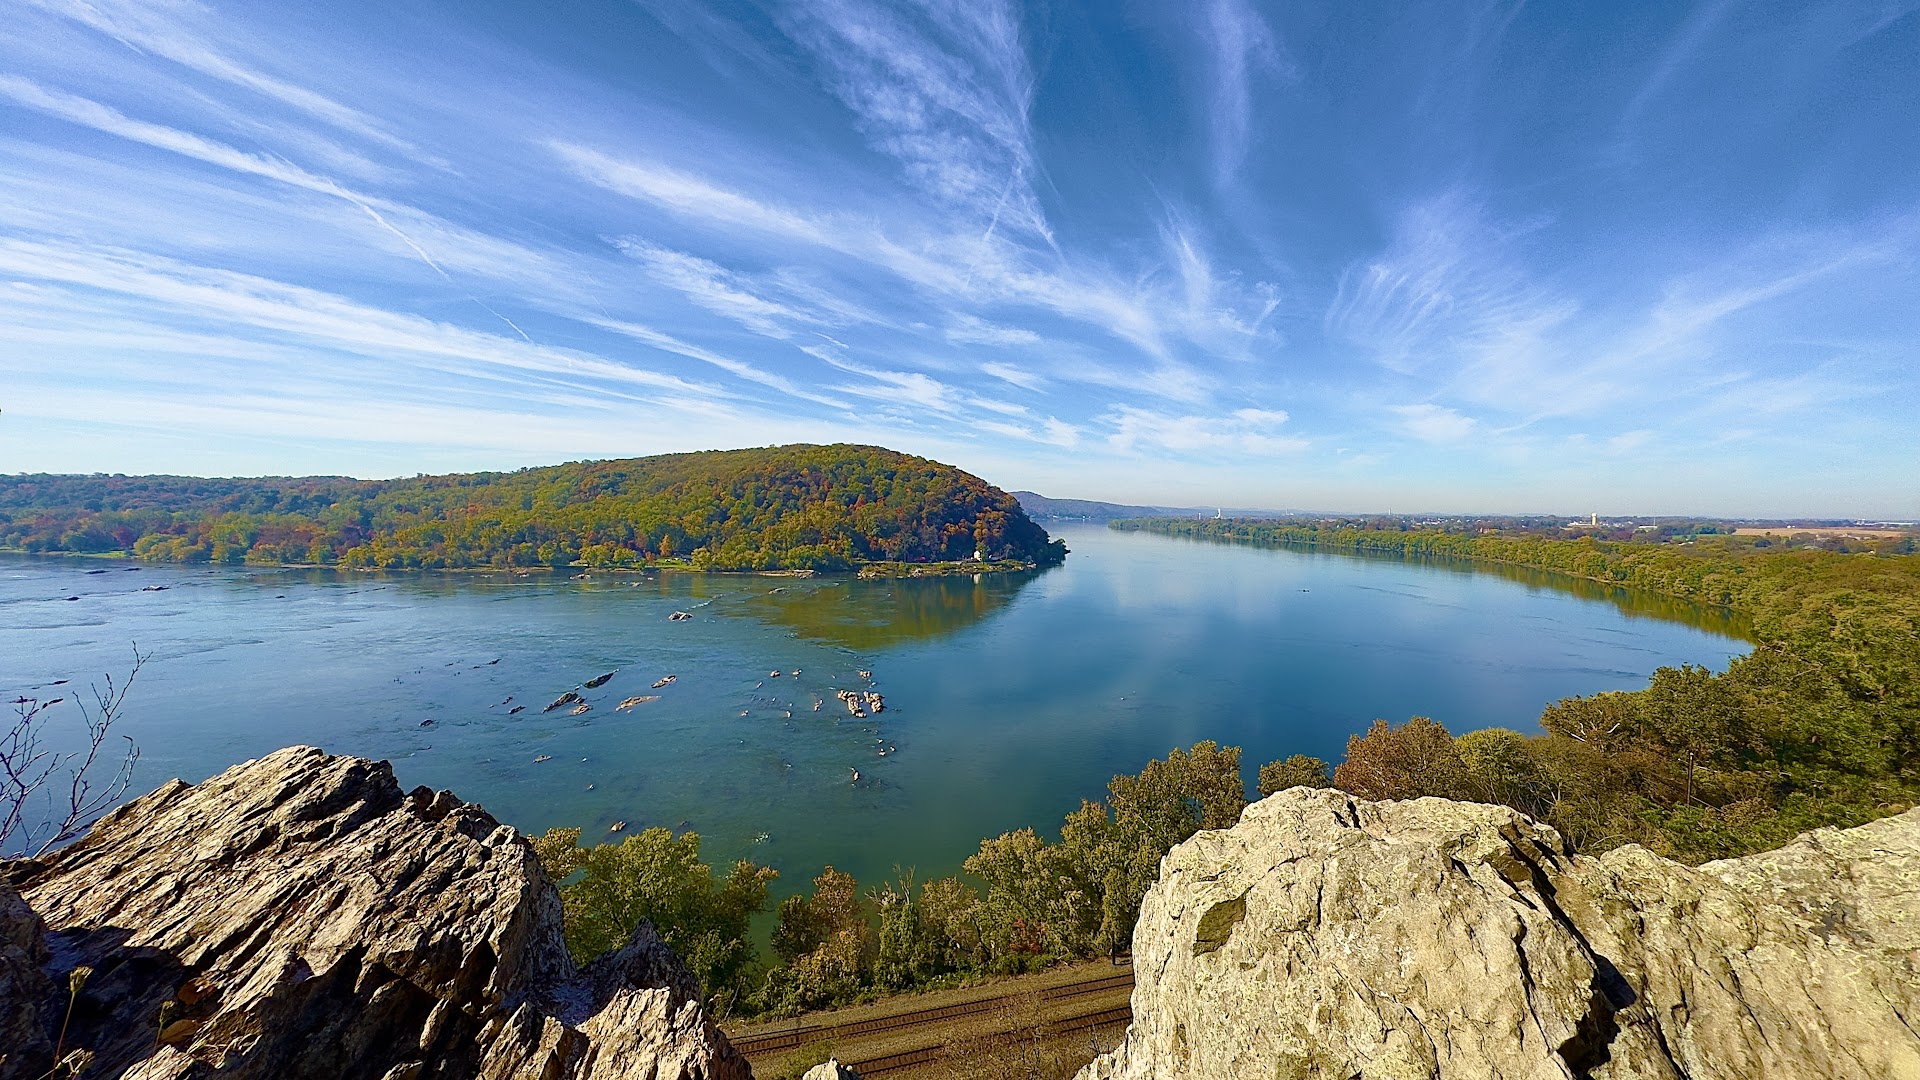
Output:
[
  {"xmin": 1080, "ymin": 788, "xmax": 1920, "ymax": 1080},
  {"xmin": 0, "ymin": 746, "xmax": 749, "ymax": 1080}
]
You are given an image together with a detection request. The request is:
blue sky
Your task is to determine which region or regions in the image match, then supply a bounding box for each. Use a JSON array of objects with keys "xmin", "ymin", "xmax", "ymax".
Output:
[{"xmin": 2, "ymin": 0, "xmax": 1916, "ymax": 517}]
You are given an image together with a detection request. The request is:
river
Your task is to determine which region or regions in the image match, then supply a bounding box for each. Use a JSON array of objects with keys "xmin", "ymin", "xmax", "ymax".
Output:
[{"xmin": 0, "ymin": 525, "xmax": 1747, "ymax": 890}]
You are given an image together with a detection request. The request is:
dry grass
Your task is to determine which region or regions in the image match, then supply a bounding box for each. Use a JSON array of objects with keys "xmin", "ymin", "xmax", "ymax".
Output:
[
  {"xmin": 726, "ymin": 960, "xmax": 1133, "ymax": 1079},
  {"xmin": 935, "ymin": 990, "xmax": 1122, "ymax": 1080}
]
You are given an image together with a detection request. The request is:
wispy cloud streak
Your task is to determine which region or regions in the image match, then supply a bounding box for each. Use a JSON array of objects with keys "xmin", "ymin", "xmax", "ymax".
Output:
[
  {"xmin": 0, "ymin": 238, "xmax": 709, "ymax": 396},
  {"xmin": 24, "ymin": 0, "xmax": 420, "ymax": 154},
  {"xmin": 1201, "ymin": 0, "xmax": 1289, "ymax": 188},
  {"xmin": 781, "ymin": 0, "xmax": 1050, "ymax": 240}
]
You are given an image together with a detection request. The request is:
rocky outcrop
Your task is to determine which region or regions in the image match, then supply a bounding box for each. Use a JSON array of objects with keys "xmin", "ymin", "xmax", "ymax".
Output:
[
  {"xmin": 0, "ymin": 887, "xmax": 54, "ymax": 1077},
  {"xmin": 800, "ymin": 1060, "xmax": 859, "ymax": 1080},
  {"xmin": 0, "ymin": 746, "xmax": 749, "ymax": 1080},
  {"xmin": 1080, "ymin": 788, "xmax": 1920, "ymax": 1080}
]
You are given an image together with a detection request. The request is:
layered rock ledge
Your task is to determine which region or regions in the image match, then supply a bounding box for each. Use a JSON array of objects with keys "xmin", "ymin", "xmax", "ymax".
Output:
[
  {"xmin": 1080, "ymin": 788, "xmax": 1920, "ymax": 1080},
  {"xmin": 0, "ymin": 746, "xmax": 749, "ymax": 1080}
]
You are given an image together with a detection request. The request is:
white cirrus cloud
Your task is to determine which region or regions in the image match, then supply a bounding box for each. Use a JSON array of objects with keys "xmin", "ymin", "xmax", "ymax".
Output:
[
  {"xmin": 552, "ymin": 142, "xmax": 1276, "ymax": 384},
  {"xmin": 981, "ymin": 361, "xmax": 1044, "ymax": 390},
  {"xmin": 22, "ymin": 0, "xmax": 421, "ymax": 155},
  {"xmin": 1200, "ymin": 0, "xmax": 1291, "ymax": 188},
  {"xmin": 975, "ymin": 416, "xmax": 1080, "ymax": 447},
  {"xmin": 1391, "ymin": 403, "xmax": 1479, "ymax": 443},
  {"xmin": 0, "ymin": 238, "xmax": 690, "ymax": 385},
  {"xmin": 779, "ymin": 0, "xmax": 1050, "ymax": 240},
  {"xmin": 551, "ymin": 142, "xmax": 836, "ymax": 247},
  {"xmin": 1103, "ymin": 405, "xmax": 1307, "ymax": 456},
  {"xmin": 613, "ymin": 239, "xmax": 812, "ymax": 338},
  {"xmin": 946, "ymin": 313, "xmax": 1042, "ymax": 347}
]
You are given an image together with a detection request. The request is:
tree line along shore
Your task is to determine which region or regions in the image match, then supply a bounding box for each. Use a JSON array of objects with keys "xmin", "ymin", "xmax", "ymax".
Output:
[{"xmin": 517, "ymin": 520, "xmax": 1917, "ymax": 1022}]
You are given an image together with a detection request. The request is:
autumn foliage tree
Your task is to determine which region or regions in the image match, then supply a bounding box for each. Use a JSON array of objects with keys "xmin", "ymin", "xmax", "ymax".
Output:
[
  {"xmin": 764, "ymin": 866, "xmax": 873, "ymax": 1012},
  {"xmin": 530, "ymin": 826, "xmax": 775, "ymax": 1014},
  {"xmin": 1332, "ymin": 717, "xmax": 1468, "ymax": 800}
]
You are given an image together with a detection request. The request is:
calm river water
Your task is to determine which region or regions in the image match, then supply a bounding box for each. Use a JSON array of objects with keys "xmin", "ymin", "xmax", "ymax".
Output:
[{"xmin": 2, "ymin": 525, "xmax": 1747, "ymax": 891}]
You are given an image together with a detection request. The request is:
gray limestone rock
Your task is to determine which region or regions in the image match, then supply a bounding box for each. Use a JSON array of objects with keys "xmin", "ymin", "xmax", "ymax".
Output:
[
  {"xmin": 0, "ymin": 886, "xmax": 54, "ymax": 1079},
  {"xmin": 1079, "ymin": 788, "xmax": 1920, "ymax": 1080},
  {"xmin": 0, "ymin": 746, "xmax": 748, "ymax": 1080}
]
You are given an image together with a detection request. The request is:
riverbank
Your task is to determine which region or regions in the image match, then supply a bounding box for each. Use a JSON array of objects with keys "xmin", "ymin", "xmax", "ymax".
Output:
[
  {"xmin": 0, "ymin": 548, "xmax": 1043, "ymax": 578},
  {"xmin": 1107, "ymin": 516, "xmax": 1874, "ymax": 618},
  {"xmin": 856, "ymin": 559, "xmax": 1040, "ymax": 578}
]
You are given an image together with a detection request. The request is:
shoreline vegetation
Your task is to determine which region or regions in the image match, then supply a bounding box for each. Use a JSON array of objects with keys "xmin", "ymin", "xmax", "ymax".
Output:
[
  {"xmin": 0, "ymin": 444, "xmax": 1068, "ymax": 575},
  {"xmin": 0, "ymin": 550, "xmax": 1044, "ymax": 580},
  {"xmin": 521, "ymin": 519, "xmax": 1916, "ymax": 1021}
]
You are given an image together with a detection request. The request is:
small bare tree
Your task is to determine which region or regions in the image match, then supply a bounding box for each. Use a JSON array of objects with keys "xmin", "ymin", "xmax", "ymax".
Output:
[{"xmin": 2, "ymin": 646, "xmax": 145, "ymax": 859}]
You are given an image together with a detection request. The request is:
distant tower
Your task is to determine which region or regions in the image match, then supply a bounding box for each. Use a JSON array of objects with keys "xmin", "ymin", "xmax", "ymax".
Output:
[
  {"xmin": 1214, "ymin": 507, "xmax": 1223, "ymax": 519},
  {"xmin": 1591, "ymin": 512, "xmax": 1599, "ymax": 527}
]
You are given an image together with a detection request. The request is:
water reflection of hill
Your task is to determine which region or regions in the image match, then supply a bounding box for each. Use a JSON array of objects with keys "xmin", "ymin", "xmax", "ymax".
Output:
[
  {"xmin": 1460, "ymin": 559, "xmax": 1750, "ymax": 639},
  {"xmin": 745, "ymin": 572, "xmax": 1041, "ymax": 650},
  {"xmin": 1195, "ymin": 539, "xmax": 1752, "ymax": 640},
  {"xmin": 225, "ymin": 566, "xmax": 1043, "ymax": 649}
]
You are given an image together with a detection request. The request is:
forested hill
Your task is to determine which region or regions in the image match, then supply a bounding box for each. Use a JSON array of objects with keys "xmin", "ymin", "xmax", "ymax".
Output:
[{"xmin": 0, "ymin": 445, "xmax": 1068, "ymax": 572}]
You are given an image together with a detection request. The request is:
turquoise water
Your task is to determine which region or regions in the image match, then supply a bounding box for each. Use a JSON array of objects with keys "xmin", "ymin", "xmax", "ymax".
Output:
[{"xmin": 1, "ymin": 526, "xmax": 1747, "ymax": 890}]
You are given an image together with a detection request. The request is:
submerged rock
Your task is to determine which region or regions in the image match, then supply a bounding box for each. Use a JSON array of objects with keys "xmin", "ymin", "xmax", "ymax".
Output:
[
  {"xmin": 1079, "ymin": 788, "xmax": 1920, "ymax": 1080},
  {"xmin": 0, "ymin": 746, "xmax": 749, "ymax": 1080}
]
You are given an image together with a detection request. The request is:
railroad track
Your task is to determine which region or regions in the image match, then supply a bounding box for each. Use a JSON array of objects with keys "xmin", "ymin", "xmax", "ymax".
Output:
[
  {"xmin": 730, "ymin": 969, "xmax": 1134, "ymax": 1057},
  {"xmin": 844, "ymin": 1003, "xmax": 1133, "ymax": 1077}
]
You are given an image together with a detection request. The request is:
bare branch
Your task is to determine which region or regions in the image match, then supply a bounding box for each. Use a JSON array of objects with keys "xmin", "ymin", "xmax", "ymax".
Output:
[{"xmin": 1, "ymin": 645, "xmax": 146, "ymax": 859}]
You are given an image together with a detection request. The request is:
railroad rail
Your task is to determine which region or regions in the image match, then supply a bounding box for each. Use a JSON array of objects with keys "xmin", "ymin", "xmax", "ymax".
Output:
[
  {"xmin": 844, "ymin": 1003, "xmax": 1133, "ymax": 1077},
  {"xmin": 730, "ymin": 969, "xmax": 1134, "ymax": 1057}
]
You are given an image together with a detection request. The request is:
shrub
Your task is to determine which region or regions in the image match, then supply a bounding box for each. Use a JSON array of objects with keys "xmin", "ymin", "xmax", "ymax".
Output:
[{"xmin": 1256, "ymin": 755, "xmax": 1332, "ymax": 796}]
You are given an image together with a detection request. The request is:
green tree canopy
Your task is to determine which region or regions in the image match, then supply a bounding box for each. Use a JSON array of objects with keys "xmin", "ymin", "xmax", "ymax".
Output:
[
  {"xmin": 1256, "ymin": 754, "xmax": 1333, "ymax": 797},
  {"xmin": 532, "ymin": 826, "xmax": 775, "ymax": 1013}
]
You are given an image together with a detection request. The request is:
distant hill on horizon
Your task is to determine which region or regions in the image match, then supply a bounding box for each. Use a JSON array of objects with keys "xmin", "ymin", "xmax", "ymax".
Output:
[
  {"xmin": 1011, "ymin": 491, "xmax": 1293, "ymax": 521},
  {"xmin": 0, "ymin": 444, "xmax": 1067, "ymax": 572}
]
